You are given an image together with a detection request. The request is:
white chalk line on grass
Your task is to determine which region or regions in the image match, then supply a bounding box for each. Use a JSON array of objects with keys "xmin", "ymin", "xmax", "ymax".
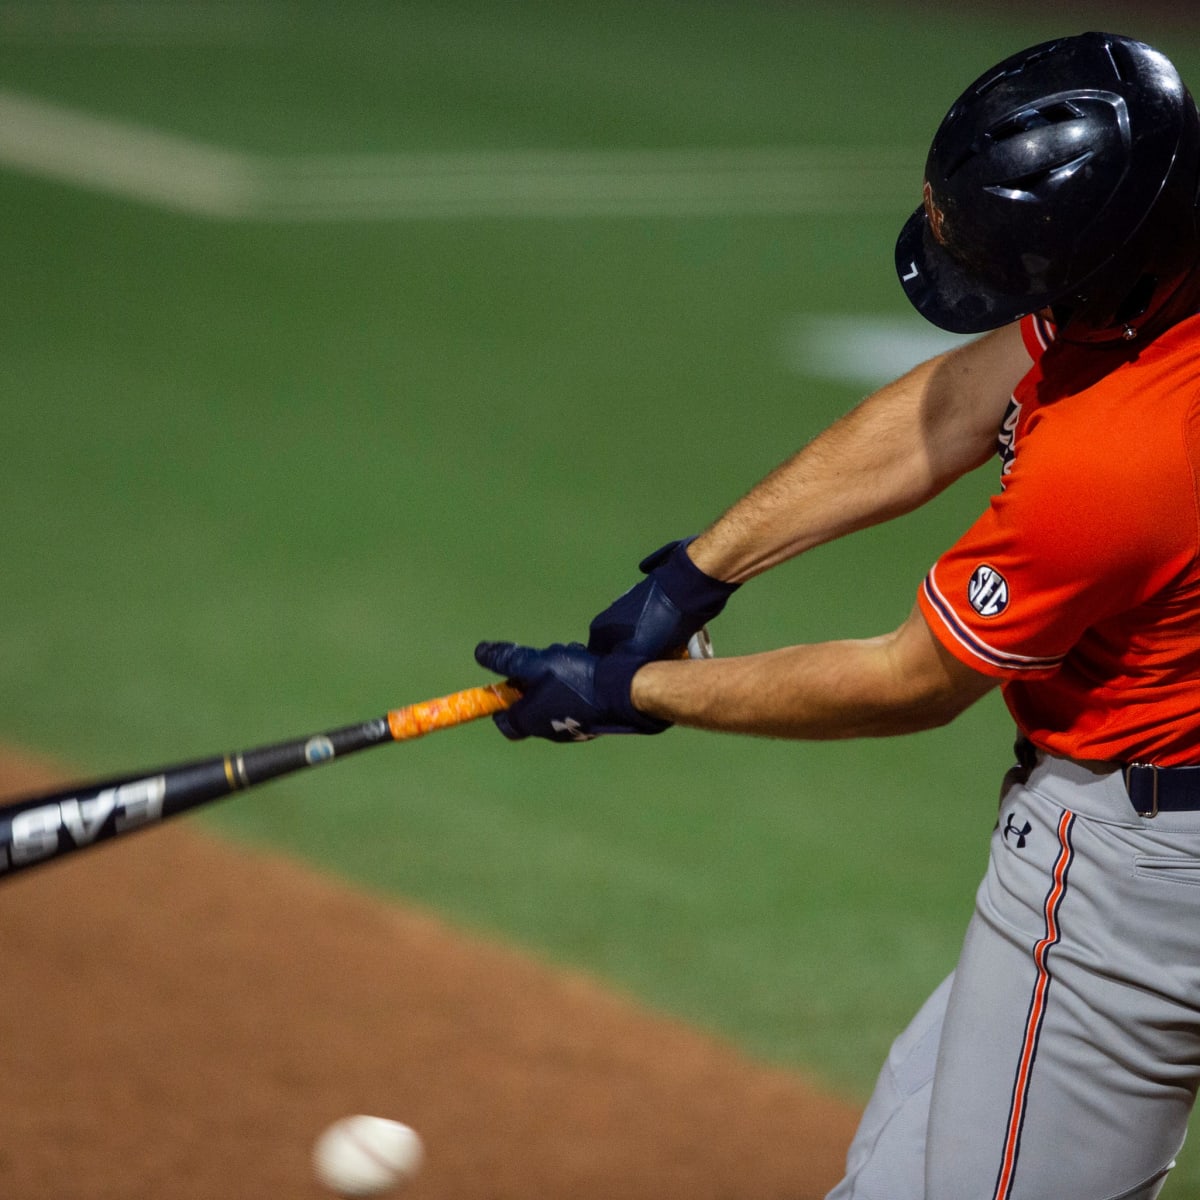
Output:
[{"xmin": 0, "ymin": 89, "xmax": 922, "ymax": 222}]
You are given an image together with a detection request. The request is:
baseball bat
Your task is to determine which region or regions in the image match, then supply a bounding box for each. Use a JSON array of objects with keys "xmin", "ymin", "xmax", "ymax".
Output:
[{"xmin": 0, "ymin": 682, "xmax": 520, "ymax": 881}]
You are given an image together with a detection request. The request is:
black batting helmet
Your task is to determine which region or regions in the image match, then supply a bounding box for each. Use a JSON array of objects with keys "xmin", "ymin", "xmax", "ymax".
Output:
[{"xmin": 896, "ymin": 32, "xmax": 1200, "ymax": 341}]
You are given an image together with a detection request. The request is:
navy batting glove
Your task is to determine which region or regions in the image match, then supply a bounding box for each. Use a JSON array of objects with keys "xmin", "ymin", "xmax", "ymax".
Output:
[
  {"xmin": 587, "ymin": 537, "xmax": 739, "ymax": 658},
  {"xmin": 474, "ymin": 641, "xmax": 670, "ymax": 742}
]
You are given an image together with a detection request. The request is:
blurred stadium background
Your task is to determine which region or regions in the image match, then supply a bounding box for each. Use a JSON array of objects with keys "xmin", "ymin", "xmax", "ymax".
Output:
[{"xmin": 3, "ymin": 1, "xmax": 1198, "ymax": 1191}]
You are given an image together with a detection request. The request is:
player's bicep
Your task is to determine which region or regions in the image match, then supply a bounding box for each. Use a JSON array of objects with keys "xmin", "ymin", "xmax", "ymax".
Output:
[{"xmin": 921, "ymin": 322, "xmax": 1032, "ymax": 481}]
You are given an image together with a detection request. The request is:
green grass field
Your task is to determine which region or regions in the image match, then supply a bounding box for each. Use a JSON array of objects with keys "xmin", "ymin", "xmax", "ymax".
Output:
[{"xmin": 4, "ymin": 1, "xmax": 1200, "ymax": 1191}]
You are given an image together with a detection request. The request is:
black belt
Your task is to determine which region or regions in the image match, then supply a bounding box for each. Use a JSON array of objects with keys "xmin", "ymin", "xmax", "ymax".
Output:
[{"xmin": 1123, "ymin": 763, "xmax": 1200, "ymax": 817}]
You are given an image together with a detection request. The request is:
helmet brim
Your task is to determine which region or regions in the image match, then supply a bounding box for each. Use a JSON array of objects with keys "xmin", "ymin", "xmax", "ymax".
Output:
[{"xmin": 895, "ymin": 207, "xmax": 1038, "ymax": 335}]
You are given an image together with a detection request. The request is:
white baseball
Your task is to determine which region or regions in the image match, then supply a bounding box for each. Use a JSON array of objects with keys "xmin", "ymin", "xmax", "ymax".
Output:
[{"xmin": 312, "ymin": 1115, "xmax": 424, "ymax": 1197}]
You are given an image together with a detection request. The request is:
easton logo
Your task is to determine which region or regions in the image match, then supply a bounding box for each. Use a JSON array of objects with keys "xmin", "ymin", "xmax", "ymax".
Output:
[
  {"xmin": 0, "ymin": 776, "xmax": 167, "ymax": 872},
  {"xmin": 968, "ymin": 565, "xmax": 1009, "ymax": 617}
]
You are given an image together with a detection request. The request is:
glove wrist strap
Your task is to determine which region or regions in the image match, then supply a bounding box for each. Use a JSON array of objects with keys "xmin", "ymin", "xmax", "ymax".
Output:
[
  {"xmin": 644, "ymin": 537, "xmax": 740, "ymax": 611},
  {"xmin": 594, "ymin": 653, "xmax": 672, "ymax": 734}
]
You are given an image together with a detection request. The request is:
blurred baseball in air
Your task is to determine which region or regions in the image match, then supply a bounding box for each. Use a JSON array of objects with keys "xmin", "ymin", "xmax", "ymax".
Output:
[{"xmin": 312, "ymin": 1114, "xmax": 424, "ymax": 1197}]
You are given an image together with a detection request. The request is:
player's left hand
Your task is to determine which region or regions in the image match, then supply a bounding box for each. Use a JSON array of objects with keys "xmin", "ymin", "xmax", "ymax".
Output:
[
  {"xmin": 474, "ymin": 641, "xmax": 671, "ymax": 742},
  {"xmin": 587, "ymin": 537, "xmax": 738, "ymax": 659}
]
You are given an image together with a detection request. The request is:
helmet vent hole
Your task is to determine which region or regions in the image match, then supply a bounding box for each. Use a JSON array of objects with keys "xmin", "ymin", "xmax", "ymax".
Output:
[
  {"xmin": 1040, "ymin": 100, "xmax": 1085, "ymax": 123},
  {"xmin": 989, "ymin": 102, "xmax": 1083, "ymax": 143},
  {"xmin": 984, "ymin": 151, "xmax": 1093, "ymax": 201}
]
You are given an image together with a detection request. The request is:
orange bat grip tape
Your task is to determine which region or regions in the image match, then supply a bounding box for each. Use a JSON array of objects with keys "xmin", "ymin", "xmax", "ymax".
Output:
[{"xmin": 386, "ymin": 682, "xmax": 522, "ymax": 741}]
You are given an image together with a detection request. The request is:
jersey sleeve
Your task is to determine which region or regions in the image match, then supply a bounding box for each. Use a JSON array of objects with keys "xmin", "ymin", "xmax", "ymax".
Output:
[{"xmin": 918, "ymin": 402, "xmax": 1196, "ymax": 680}]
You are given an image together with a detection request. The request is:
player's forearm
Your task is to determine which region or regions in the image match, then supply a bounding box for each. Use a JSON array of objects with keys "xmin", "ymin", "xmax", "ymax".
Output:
[
  {"xmin": 630, "ymin": 646, "xmax": 937, "ymax": 739},
  {"xmin": 630, "ymin": 612, "xmax": 996, "ymax": 739},
  {"xmin": 688, "ymin": 325, "xmax": 1025, "ymax": 584}
]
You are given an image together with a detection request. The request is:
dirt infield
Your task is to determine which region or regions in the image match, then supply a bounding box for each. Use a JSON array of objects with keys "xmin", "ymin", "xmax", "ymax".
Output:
[{"xmin": 0, "ymin": 748, "xmax": 860, "ymax": 1199}]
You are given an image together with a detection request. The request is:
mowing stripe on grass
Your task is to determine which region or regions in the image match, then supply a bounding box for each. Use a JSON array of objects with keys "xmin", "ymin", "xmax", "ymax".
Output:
[
  {"xmin": 0, "ymin": 89, "xmax": 920, "ymax": 221},
  {"xmin": 0, "ymin": 88, "xmax": 257, "ymax": 216},
  {"xmin": 782, "ymin": 315, "xmax": 970, "ymax": 387}
]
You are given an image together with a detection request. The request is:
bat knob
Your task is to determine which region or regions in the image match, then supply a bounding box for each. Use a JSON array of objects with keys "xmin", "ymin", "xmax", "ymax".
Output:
[{"xmin": 685, "ymin": 628, "xmax": 714, "ymax": 660}]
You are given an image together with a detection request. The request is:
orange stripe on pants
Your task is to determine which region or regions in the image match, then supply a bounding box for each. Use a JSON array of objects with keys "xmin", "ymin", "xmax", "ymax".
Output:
[{"xmin": 993, "ymin": 809, "xmax": 1076, "ymax": 1200}]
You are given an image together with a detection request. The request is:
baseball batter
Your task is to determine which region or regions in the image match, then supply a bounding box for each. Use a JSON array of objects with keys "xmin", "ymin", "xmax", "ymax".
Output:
[{"xmin": 476, "ymin": 32, "xmax": 1200, "ymax": 1199}]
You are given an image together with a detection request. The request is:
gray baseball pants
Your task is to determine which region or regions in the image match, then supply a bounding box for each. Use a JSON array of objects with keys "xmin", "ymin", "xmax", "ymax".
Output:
[{"xmin": 826, "ymin": 748, "xmax": 1200, "ymax": 1199}]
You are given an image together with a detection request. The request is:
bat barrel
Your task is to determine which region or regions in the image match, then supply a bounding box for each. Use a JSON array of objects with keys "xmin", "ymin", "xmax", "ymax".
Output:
[
  {"xmin": 0, "ymin": 716, "xmax": 394, "ymax": 880},
  {"xmin": 0, "ymin": 681, "xmax": 518, "ymax": 882}
]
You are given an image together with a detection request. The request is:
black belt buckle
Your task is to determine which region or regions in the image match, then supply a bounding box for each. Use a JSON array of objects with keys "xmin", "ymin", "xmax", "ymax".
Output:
[{"xmin": 1124, "ymin": 763, "xmax": 1159, "ymax": 818}]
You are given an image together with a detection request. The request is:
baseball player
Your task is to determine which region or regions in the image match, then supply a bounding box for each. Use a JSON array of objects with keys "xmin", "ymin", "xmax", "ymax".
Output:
[{"xmin": 477, "ymin": 31, "xmax": 1200, "ymax": 1199}]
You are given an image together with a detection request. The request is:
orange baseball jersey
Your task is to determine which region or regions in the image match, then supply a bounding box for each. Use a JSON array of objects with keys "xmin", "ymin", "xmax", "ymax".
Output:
[{"xmin": 918, "ymin": 312, "xmax": 1200, "ymax": 766}]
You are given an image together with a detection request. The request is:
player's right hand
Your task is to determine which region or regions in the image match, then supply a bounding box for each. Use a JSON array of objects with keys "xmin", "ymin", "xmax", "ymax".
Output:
[
  {"xmin": 586, "ymin": 537, "xmax": 739, "ymax": 659},
  {"xmin": 474, "ymin": 640, "xmax": 671, "ymax": 742}
]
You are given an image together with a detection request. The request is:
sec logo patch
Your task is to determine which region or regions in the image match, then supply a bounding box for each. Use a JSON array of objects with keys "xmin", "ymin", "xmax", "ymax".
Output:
[{"xmin": 968, "ymin": 564, "xmax": 1009, "ymax": 617}]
